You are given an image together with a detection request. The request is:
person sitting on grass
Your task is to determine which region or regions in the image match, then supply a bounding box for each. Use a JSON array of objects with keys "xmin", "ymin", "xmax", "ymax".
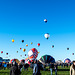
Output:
[{"xmin": 70, "ymin": 61, "xmax": 75, "ymax": 75}]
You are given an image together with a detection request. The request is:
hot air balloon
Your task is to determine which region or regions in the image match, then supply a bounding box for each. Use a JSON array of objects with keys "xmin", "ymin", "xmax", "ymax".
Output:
[
  {"xmin": 44, "ymin": 19, "xmax": 47, "ymax": 23},
  {"xmin": 23, "ymin": 49, "xmax": 26, "ymax": 52},
  {"xmin": 22, "ymin": 40, "xmax": 24, "ymax": 43},
  {"xmin": 28, "ymin": 48, "xmax": 38, "ymax": 60},
  {"xmin": 20, "ymin": 48, "xmax": 22, "ymax": 50},
  {"xmin": 1, "ymin": 51, "xmax": 3, "ymax": 54},
  {"xmin": 25, "ymin": 58, "xmax": 32, "ymax": 65},
  {"xmin": 56, "ymin": 60, "xmax": 63, "ymax": 64},
  {"xmin": 72, "ymin": 53, "xmax": 74, "ymax": 55},
  {"xmin": 37, "ymin": 43, "xmax": 40, "ymax": 47},
  {"xmin": 9, "ymin": 59, "xmax": 19, "ymax": 64},
  {"xmin": 17, "ymin": 51, "xmax": 18, "ymax": 53},
  {"xmin": 6, "ymin": 53, "xmax": 8, "ymax": 55},
  {"xmin": 38, "ymin": 52, "xmax": 40, "ymax": 54},
  {"xmin": 52, "ymin": 45, "xmax": 54, "ymax": 48},
  {"xmin": 31, "ymin": 42, "xmax": 33, "ymax": 45},
  {"xmin": 12, "ymin": 39, "xmax": 14, "ymax": 42},
  {"xmin": 20, "ymin": 59, "xmax": 25, "ymax": 63},
  {"xmin": 67, "ymin": 48, "xmax": 69, "ymax": 50},
  {"xmin": 44, "ymin": 33, "xmax": 50, "ymax": 39},
  {"xmin": 26, "ymin": 44, "xmax": 28, "ymax": 47},
  {"xmin": 20, "ymin": 55, "xmax": 22, "ymax": 57},
  {"xmin": 25, "ymin": 54, "xmax": 26, "ymax": 56},
  {"xmin": 64, "ymin": 58, "xmax": 71, "ymax": 63},
  {"xmin": 39, "ymin": 55, "xmax": 55, "ymax": 64}
]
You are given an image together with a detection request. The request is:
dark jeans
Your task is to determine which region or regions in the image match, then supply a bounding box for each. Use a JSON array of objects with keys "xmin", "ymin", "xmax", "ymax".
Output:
[{"xmin": 55, "ymin": 69, "xmax": 57, "ymax": 75}]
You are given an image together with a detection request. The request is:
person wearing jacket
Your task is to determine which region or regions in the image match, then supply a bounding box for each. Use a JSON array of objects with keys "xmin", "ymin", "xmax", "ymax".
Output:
[
  {"xmin": 70, "ymin": 61, "xmax": 75, "ymax": 75},
  {"xmin": 49, "ymin": 63, "xmax": 54, "ymax": 75},
  {"xmin": 30, "ymin": 60, "xmax": 41, "ymax": 75},
  {"xmin": 10, "ymin": 61, "xmax": 21, "ymax": 75}
]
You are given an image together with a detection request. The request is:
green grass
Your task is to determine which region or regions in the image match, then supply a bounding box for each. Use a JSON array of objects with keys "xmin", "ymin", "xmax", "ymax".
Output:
[{"xmin": 0, "ymin": 66, "xmax": 70, "ymax": 75}]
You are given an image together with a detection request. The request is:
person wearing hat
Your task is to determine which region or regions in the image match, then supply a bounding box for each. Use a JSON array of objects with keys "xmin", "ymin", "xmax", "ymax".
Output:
[
  {"xmin": 10, "ymin": 61, "xmax": 21, "ymax": 75},
  {"xmin": 70, "ymin": 61, "xmax": 75, "ymax": 75}
]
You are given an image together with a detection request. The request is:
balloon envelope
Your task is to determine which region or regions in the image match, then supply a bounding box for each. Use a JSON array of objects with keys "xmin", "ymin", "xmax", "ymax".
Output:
[
  {"xmin": 1, "ymin": 51, "xmax": 3, "ymax": 53},
  {"xmin": 22, "ymin": 40, "xmax": 24, "ymax": 43},
  {"xmin": 52, "ymin": 45, "xmax": 54, "ymax": 48},
  {"xmin": 20, "ymin": 48, "xmax": 22, "ymax": 50},
  {"xmin": 44, "ymin": 19, "xmax": 47, "ymax": 23},
  {"xmin": 31, "ymin": 42, "xmax": 33, "ymax": 45},
  {"xmin": 67, "ymin": 48, "xmax": 69, "ymax": 50},
  {"xmin": 20, "ymin": 55, "xmax": 22, "ymax": 57},
  {"xmin": 9, "ymin": 59, "xmax": 19, "ymax": 64},
  {"xmin": 20, "ymin": 59, "xmax": 25, "ymax": 63},
  {"xmin": 39, "ymin": 55, "xmax": 55, "ymax": 64},
  {"xmin": 26, "ymin": 44, "xmax": 28, "ymax": 47},
  {"xmin": 23, "ymin": 49, "xmax": 26, "ymax": 52},
  {"xmin": 37, "ymin": 43, "xmax": 40, "ymax": 47},
  {"xmin": 28, "ymin": 48, "xmax": 38, "ymax": 60},
  {"xmin": 17, "ymin": 51, "xmax": 18, "ymax": 53},
  {"xmin": 6, "ymin": 53, "xmax": 8, "ymax": 55},
  {"xmin": 64, "ymin": 58, "xmax": 71, "ymax": 63},
  {"xmin": 72, "ymin": 53, "xmax": 74, "ymax": 55},
  {"xmin": 12, "ymin": 39, "xmax": 14, "ymax": 42},
  {"xmin": 44, "ymin": 33, "xmax": 50, "ymax": 39}
]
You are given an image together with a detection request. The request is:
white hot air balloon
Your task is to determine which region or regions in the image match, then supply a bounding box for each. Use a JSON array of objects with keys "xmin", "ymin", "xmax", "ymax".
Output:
[
  {"xmin": 44, "ymin": 33, "xmax": 50, "ymax": 39},
  {"xmin": 44, "ymin": 19, "xmax": 47, "ymax": 23}
]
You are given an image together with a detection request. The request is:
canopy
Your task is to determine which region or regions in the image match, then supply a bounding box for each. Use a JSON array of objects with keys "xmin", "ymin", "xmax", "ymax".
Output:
[
  {"xmin": 28, "ymin": 48, "xmax": 38, "ymax": 60},
  {"xmin": 39, "ymin": 55, "xmax": 55, "ymax": 64},
  {"xmin": 25, "ymin": 58, "xmax": 31, "ymax": 65},
  {"xmin": 56, "ymin": 60, "xmax": 63, "ymax": 64},
  {"xmin": 20, "ymin": 59, "xmax": 25, "ymax": 63},
  {"xmin": 9, "ymin": 59, "xmax": 19, "ymax": 64},
  {"xmin": 64, "ymin": 58, "xmax": 71, "ymax": 63}
]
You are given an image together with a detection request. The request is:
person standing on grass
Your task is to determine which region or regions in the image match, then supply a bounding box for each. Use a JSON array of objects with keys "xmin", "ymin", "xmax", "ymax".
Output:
[
  {"xmin": 31, "ymin": 59, "xmax": 41, "ymax": 75},
  {"xmin": 10, "ymin": 61, "xmax": 21, "ymax": 75},
  {"xmin": 54, "ymin": 63, "xmax": 58, "ymax": 75},
  {"xmin": 70, "ymin": 61, "xmax": 75, "ymax": 75},
  {"xmin": 49, "ymin": 63, "xmax": 54, "ymax": 75}
]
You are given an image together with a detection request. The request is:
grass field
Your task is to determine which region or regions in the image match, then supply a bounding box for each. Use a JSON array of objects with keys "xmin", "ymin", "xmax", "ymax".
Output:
[{"xmin": 0, "ymin": 66, "xmax": 70, "ymax": 75}]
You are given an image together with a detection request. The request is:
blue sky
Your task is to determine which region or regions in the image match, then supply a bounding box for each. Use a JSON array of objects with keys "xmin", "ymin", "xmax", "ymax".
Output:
[{"xmin": 0, "ymin": 0, "xmax": 75, "ymax": 61}]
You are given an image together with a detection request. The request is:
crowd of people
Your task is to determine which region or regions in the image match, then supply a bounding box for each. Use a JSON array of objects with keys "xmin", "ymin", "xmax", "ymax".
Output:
[{"xmin": 0, "ymin": 60, "xmax": 75, "ymax": 75}]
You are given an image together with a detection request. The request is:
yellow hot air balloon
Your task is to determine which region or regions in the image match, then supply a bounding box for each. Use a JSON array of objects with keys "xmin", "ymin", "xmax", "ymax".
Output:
[
  {"xmin": 23, "ymin": 49, "xmax": 26, "ymax": 52},
  {"xmin": 31, "ymin": 42, "xmax": 33, "ymax": 45},
  {"xmin": 12, "ymin": 39, "xmax": 14, "ymax": 42},
  {"xmin": 26, "ymin": 44, "xmax": 28, "ymax": 47},
  {"xmin": 38, "ymin": 52, "xmax": 40, "ymax": 54}
]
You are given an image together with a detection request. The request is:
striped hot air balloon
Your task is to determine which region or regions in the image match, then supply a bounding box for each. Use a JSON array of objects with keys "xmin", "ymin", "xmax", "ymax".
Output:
[
  {"xmin": 39, "ymin": 55, "xmax": 55, "ymax": 64},
  {"xmin": 64, "ymin": 58, "xmax": 71, "ymax": 63},
  {"xmin": 9, "ymin": 59, "xmax": 19, "ymax": 64},
  {"xmin": 28, "ymin": 48, "xmax": 38, "ymax": 60}
]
